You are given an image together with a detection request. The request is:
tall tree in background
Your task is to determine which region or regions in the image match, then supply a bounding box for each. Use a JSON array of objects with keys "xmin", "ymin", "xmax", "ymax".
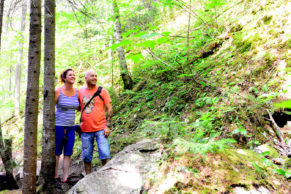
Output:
[
  {"xmin": 22, "ymin": 0, "xmax": 42, "ymax": 193},
  {"xmin": 39, "ymin": 0, "xmax": 56, "ymax": 192},
  {"xmin": 14, "ymin": 0, "xmax": 27, "ymax": 116},
  {"xmin": 108, "ymin": 36, "xmax": 114, "ymax": 88},
  {"xmin": 0, "ymin": 0, "xmax": 4, "ymax": 51},
  {"xmin": 112, "ymin": 0, "xmax": 133, "ymax": 90}
]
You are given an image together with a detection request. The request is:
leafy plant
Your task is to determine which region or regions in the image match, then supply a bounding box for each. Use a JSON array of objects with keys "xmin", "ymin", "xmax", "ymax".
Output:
[
  {"xmin": 172, "ymin": 138, "xmax": 236, "ymax": 155},
  {"xmin": 273, "ymin": 168, "xmax": 291, "ymax": 179},
  {"xmin": 232, "ymin": 123, "xmax": 247, "ymax": 136}
]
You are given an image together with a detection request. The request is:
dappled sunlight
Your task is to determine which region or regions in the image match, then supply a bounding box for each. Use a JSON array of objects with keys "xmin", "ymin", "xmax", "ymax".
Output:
[
  {"xmin": 115, "ymin": 170, "xmax": 143, "ymax": 189},
  {"xmin": 1, "ymin": 0, "xmax": 291, "ymax": 193}
]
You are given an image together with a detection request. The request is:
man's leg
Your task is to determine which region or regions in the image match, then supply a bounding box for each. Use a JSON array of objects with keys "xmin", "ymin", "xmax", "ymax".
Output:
[
  {"xmin": 96, "ymin": 130, "xmax": 111, "ymax": 166},
  {"xmin": 84, "ymin": 162, "xmax": 92, "ymax": 174},
  {"xmin": 81, "ymin": 132, "xmax": 94, "ymax": 175},
  {"xmin": 101, "ymin": 159, "xmax": 109, "ymax": 166}
]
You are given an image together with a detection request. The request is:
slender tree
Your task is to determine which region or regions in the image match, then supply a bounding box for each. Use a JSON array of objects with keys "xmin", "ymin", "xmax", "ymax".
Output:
[
  {"xmin": 0, "ymin": 0, "xmax": 4, "ymax": 51},
  {"xmin": 14, "ymin": 0, "xmax": 27, "ymax": 116},
  {"xmin": 39, "ymin": 0, "xmax": 56, "ymax": 192},
  {"xmin": 112, "ymin": 0, "xmax": 133, "ymax": 90},
  {"xmin": 108, "ymin": 36, "xmax": 114, "ymax": 88},
  {"xmin": 22, "ymin": 0, "xmax": 42, "ymax": 193}
]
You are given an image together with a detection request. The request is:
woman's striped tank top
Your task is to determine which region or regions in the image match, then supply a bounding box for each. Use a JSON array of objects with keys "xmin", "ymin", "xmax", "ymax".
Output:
[{"xmin": 55, "ymin": 88, "xmax": 79, "ymax": 126}]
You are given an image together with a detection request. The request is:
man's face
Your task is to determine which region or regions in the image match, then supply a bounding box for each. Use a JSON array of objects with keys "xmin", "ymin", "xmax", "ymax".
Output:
[{"xmin": 85, "ymin": 71, "xmax": 97, "ymax": 86}]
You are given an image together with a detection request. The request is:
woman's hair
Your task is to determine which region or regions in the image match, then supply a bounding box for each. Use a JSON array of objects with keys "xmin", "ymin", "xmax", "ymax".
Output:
[{"xmin": 60, "ymin": 68, "xmax": 73, "ymax": 83}]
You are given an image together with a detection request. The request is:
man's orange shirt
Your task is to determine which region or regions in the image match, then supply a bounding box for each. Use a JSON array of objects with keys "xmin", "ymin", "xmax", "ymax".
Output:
[{"xmin": 79, "ymin": 86, "xmax": 111, "ymax": 132}]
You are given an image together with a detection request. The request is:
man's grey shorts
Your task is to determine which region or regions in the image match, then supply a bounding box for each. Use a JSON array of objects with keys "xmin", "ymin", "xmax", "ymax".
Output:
[{"xmin": 81, "ymin": 130, "xmax": 110, "ymax": 162}]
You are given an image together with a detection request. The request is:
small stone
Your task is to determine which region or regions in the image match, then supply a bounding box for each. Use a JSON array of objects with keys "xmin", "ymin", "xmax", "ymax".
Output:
[{"xmin": 272, "ymin": 158, "xmax": 284, "ymax": 165}]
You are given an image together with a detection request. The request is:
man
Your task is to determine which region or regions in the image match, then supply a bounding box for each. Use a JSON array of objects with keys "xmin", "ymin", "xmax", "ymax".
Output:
[{"xmin": 79, "ymin": 70, "xmax": 112, "ymax": 174}]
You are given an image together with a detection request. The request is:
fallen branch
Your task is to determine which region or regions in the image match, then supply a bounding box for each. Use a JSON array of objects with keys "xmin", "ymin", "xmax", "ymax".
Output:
[{"xmin": 266, "ymin": 110, "xmax": 288, "ymax": 155}]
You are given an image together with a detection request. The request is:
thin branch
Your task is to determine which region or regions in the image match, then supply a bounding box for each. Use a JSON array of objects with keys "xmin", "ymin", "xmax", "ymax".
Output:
[
  {"xmin": 186, "ymin": 0, "xmax": 191, "ymax": 64},
  {"xmin": 67, "ymin": 0, "xmax": 95, "ymax": 20},
  {"xmin": 146, "ymin": 48, "xmax": 175, "ymax": 70},
  {"xmin": 174, "ymin": 0, "xmax": 211, "ymax": 28}
]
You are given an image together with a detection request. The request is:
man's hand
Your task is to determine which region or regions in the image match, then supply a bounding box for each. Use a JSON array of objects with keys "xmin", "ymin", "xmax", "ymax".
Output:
[{"xmin": 103, "ymin": 126, "xmax": 111, "ymax": 138}]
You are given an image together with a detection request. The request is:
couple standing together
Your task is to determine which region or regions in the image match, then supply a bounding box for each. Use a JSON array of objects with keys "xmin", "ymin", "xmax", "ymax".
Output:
[{"xmin": 55, "ymin": 68, "xmax": 112, "ymax": 183}]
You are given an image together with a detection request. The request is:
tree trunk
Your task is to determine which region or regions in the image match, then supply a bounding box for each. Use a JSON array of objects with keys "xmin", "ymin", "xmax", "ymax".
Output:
[
  {"xmin": 112, "ymin": 0, "xmax": 133, "ymax": 90},
  {"xmin": 108, "ymin": 37, "xmax": 114, "ymax": 88},
  {"xmin": 9, "ymin": 65, "xmax": 12, "ymax": 93},
  {"xmin": 22, "ymin": 0, "xmax": 41, "ymax": 193},
  {"xmin": 14, "ymin": 0, "xmax": 27, "ymax": 116},
  {"xmin": 39, "ymin": 0, "xmax": 56, "ymax": 193},
  {"xmin": 0, "ymin": 0, "xmax": 4, "ymax": 51},
  {"xmin": 0, "ymin": 123, "xmax": 18, "ymax": 190}
]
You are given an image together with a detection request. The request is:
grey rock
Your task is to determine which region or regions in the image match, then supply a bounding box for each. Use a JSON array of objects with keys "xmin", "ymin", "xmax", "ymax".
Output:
[
  {"xmin": 254, "ymin": 144, "xmax": 279, "ymax": 158},
  {"xmin": 68, "ymin": 139, "xmax": 163, "ymax": 194}
]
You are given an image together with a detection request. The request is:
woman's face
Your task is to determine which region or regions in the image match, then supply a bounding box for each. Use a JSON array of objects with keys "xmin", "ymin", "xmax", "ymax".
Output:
[{"xmin": 64, "ymin": 70, "xmax": 75, "ymax": 84}]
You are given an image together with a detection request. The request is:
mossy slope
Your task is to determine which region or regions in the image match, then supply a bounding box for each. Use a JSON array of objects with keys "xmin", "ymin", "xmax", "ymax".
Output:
[{"xmin": 148, "ymin": 149, "xmax": 290, "ymax": 193}]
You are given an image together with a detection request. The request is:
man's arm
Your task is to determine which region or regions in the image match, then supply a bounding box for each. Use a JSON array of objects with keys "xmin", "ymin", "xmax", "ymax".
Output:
[
  {"xmin": 104, "ymin": 103, "xmax": 112, "ymax": 138},
  {"xmin": 105, "ymin": 103, "xmax": 112, "ymax": 125}
]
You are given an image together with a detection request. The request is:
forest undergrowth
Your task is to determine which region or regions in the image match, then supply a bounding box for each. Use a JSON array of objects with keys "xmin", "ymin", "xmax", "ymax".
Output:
[{"xmin": 0, "ymin": 0, "xmax": 290, "ymax": 192}]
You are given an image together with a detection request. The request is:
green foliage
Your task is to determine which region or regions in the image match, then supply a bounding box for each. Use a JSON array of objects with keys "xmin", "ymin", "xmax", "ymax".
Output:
[
  {"xmin": 273, "ymin": 168, "xmax": 291, "ymax": 179},
  {"xmin": 232, "ymin": 123, "xmax": 247, "ymax": 136},
  {"xmin": 172, "ymin": 138, "xmax": 236, "ymax": 155},
  {"xmin": 274, "ymin": 100, "xmax": 291, "ymax": 109},
  {"xmin": 139, "ymin": 118, "xmax": 190, "ymax": 141},
  {"xmin": 252, "ymin": 161, "xmax": 266, "ymax": 178}
]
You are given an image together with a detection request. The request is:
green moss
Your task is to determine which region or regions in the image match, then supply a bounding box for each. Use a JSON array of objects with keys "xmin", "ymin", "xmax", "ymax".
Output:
[
  {"xmin": 287, "ymin": 38, "xmax": 291, "ymax": 49},
  {"xmin": 233, "ymin": 32, "xmax": 262, "ymax": 53},
  {"xmin": 161, "ymin": 148, "xmax": 287, "ymax": 193},
  {"xmin": 263, "ymin": 52, "xmax": 276, "ymax": 66},
  {"xmin": 231, "ymin": 24, "xmax": 243, "ymax": 33}
]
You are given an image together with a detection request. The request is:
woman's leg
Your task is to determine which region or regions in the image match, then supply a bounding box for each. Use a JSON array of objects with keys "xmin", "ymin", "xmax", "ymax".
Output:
[
  {"xmin": 62, "ymin": 126, "xmax": 75, "ymax": 181},
  {"xmin": 63, "ymin": 155, "xmax": 71, "ymax": 181},
  {"xmin": 55, "ymin": 155, "xmax": 60, "ymax": 179}
]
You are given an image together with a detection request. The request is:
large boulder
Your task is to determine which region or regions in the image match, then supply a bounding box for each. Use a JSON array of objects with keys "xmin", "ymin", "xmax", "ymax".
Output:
[{"xmin": 68, "ymin": 139, "xmax": 163, "ymax": 194}]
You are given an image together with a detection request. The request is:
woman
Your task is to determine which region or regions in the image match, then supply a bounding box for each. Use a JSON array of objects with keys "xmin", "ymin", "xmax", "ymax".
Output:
[{"xmin": 55, "ymin": 68, "xmax": 79, "ymax": 183}]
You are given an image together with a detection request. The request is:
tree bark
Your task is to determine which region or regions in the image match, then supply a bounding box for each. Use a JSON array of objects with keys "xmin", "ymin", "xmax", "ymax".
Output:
[
  {"xmin": 112, "ymin": 0, "xmax": 133, "ymax": 90},
  {"xmin": 39, "ymin": 0, "xmax": 56, "ymax": 193},
  {"xmin": 0, "ymin": 123, "xmax": 18, "ymax": 190},
  {"xmin": 22, "ymin": 0, "xmax": 41, "ymax": 193},
  {"xmin": 14, "ymin": 0, "xmax": 27, "ymax": 116},
  {"xmin": 0, "ymin": 0, "xmax": 5, "ymax": 51}
]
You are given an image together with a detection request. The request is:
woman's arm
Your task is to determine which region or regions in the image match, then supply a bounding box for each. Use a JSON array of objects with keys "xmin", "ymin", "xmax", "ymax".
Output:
[
  {"xmin": 77, "ymin": 89, "xmax": 81, "ymax": 111},
  {"xmin": 55, "ymin": 88, "xmax": 60, "ymax": 104}
]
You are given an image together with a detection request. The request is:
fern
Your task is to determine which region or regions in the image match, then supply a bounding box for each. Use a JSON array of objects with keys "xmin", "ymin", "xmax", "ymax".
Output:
[{"xmin": 172, "ymin": 138, "xmax": 236, "ymax": 155}]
